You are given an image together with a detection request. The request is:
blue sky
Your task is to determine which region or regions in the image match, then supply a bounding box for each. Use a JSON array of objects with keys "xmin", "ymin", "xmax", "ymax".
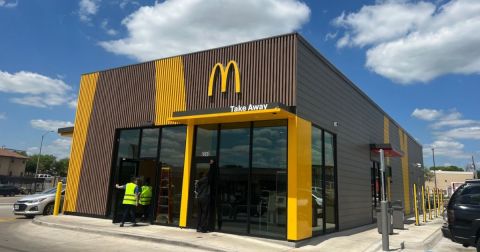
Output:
[{"xmin": 0, "ymin": 0, "xmax": 478, "ymax": 169}]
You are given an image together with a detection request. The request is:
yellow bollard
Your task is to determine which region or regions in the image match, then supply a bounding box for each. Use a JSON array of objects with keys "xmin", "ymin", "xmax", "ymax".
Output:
[
  {"xmin": 422, "ymin": 186, "xmax": 426, "ymax": 223},
  {"xmin": 53, "ymin": 182, "xmax": 63, "ymax": 216},
  {"xmin": 427, "ymin": 187, "xmax": 432, "ymax": 220},
  {"xmin": 437, "ymin": 189, "xmax": 441, "ymax": 217},
  {"xmin": 433, "ymin": 188, "xmax": 437, "ymax": 218},
  {"xmin": 414, "ymin": 184, "xmax": 419, "ymax": 225}
]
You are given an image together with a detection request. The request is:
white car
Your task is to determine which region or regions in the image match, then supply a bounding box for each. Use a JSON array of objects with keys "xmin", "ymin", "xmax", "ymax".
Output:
[{"xmin": 13, "ymin": 186, "xmax": 65, "ymax": 218}]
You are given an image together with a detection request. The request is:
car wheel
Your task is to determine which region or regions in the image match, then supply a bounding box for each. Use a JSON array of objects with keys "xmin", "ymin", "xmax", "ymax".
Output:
[{"xmin": 43, "ymin": 203, "xmax": 54, "ymax": 215}]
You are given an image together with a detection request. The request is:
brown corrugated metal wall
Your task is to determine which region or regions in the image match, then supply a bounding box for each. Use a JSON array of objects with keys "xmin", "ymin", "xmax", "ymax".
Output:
[
  {"xmin": 75, "ymin": 62, "xmax": 156, "ymax": 216},
  {"xmin": 183, "ymin": 34, "xmax": 297, "ymax": 110}
]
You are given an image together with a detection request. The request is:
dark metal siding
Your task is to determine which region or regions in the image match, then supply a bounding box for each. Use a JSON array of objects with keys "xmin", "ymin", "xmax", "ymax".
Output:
[
  {"xmin": 296, "ymin": 37, "xmax": 422, "ymax": 230},
  {"xmin": 76, "ymin": 62, "xmax": 156, "ymax": 216},
  {"xmin": 183, "ymin": 34, "xmax": 296, "ymax": 110}
]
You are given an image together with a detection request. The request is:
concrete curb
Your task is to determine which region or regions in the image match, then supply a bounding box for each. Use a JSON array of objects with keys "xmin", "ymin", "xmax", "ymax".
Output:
[
  {"xmin": 403, "ymin": 228, "xmax": 443, "ymax": 250},
  {"xmin": 32, "ymin": 218, "xmax": 227, "ymax": 252},
  {"xmin": 363, "ymin": 226, "xmax": 443, "ymax": 252}
]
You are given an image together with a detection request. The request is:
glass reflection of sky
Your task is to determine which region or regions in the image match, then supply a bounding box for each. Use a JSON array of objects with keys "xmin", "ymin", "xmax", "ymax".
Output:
[
  {"xmin": 140, "ymin": 128, "xmax": 160, "ymax": 158},
  {"xmin": 252, "ymin": 126, "xmax": 287, "ymax": 169},
  {"xmin": 324, "ymin": 132, "xmax": 334, "ymax": 167},
  {"xmin": 160, "ymin": 126, "xmax": 186, "ymax": 168},
  {"xmin": 118, "ymin": 129, "xmax": 140, "ymax": 161},
  {"xmin": 312, "ymin": 127, "xmax": 323, "ymax": 166},
  {"xmin": 219, "ymin": 127, "xmax": 249, "ymax": 168}
]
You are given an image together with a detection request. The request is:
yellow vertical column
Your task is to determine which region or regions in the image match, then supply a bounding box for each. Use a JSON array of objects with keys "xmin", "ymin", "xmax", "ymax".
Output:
[
  {"xmin": 179, "ymin": 122, "xmax": 194, "ymax": 227},
  {"xmin": 63, "ymin": 73, "xmax": 99, "ymax": 213},
  {"xmin": 399, "ymin": 130, "xmax": 411, "ymax": 214},
  {"xmin": 287, "ymin": 116, "xmax": 312, "ymax": 241}
]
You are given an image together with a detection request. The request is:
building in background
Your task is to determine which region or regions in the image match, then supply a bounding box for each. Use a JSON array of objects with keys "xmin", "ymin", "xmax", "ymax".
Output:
[
  {"xmin": 0, "ymin": 148, "xmax": 28, "ymax": 177},
  {"xmin": 425, "ymin": 170, "xmax": 474, "ymax": 196},
  {"xmin": 59, "ymin": 33, "xmax": 423, "ymax": 241}
]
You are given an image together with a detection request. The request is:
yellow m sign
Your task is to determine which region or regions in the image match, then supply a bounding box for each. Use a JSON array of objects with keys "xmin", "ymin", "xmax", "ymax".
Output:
[{"xmin": 208, "ymin": 60, "xmax": 240, "ymax": 96}]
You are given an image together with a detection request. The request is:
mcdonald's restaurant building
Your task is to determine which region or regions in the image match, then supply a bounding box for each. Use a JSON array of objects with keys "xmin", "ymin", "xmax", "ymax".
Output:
[{"xmin": 60, "ymin": 33, "xmax": 424, "ymax": 241}]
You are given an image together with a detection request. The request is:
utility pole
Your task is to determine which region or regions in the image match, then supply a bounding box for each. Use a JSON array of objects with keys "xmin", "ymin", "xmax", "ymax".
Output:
[
  {"xmin": 432, "ymin": 148, "xmax": 437, "ymax": 189},
  {"xmin": 473, "ymin": 156, "xmax": 477, "ymax": 179},
  {"xmin": 380, "ymin": 149, "xmax": 389, "ymax": 251},
  {"xmin": 34, "ymin": 131, "xmax": 53, "ymax": 192}
]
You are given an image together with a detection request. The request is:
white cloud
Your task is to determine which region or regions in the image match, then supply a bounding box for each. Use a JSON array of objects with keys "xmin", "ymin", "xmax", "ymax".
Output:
[
  {"xmin": 101, "ymin": 19, "xmax": 118, "ymax": 36},
  {"xmin": 334, "ymin": 0, "xmax": 480, "ymax": 83},
  {"xmin": 119, "ymin": 0, "xmax": 139, "ymax": 9},
  {"xmin": 79, "ymin": 0, "xmax": 100, "ymax": 22},
  {"xmin": 423, "ymin": 139, "xmax": 470, "ymax": 159},
  {"xmin": 27, "ymin": 138, "xmax": 72, "ymax": 159},
  {"xmin": 412, "ymin": 108, "xmax": 480, "ymax": 129},
  {"xmin": 0, "ymin": 112, "xmax": 6, "ymax": 120},
  {"xmin": 30, "ymin": 119, "xmax": 73, "ymax": 132},
  {"xmin": 439, "ymin": 126, "xmax": 480, "ymax": 140},
  {"xmin": 68, "ymin": 98, "xmax": 78, "ymax": 109},
  {"xmin": 0, "ymin": 0, "xmax": 18, "ymax": 8},
  {"xmin": 100, "ymin": 0, "xmax": 310, "ymax": 61},
  {"xmin": 0, "ymin": 70, "xmax": 74, "ymax": 108},
  {"xmin": 411, "ymin": 108, "xmax": 443, "ymax": 121},
  {"xmin": 324, "ymin": 32, "xmax": 337, "ymax": 41}
]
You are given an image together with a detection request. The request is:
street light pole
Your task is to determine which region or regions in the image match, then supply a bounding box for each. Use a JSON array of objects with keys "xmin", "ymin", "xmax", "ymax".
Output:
[
  {"xmin": 34, "ymin": 131, "xmax": 53, "ymax": 192},
  {"xmin": 432, "ymin": 148, "xmax": 437, "ymax": 189},
  {"xmin": 380, "ymin": 149, "xmax": 389, "ymax": 251},
  {"xmin": 473, "ymin": 156, "xmax": 477, "ymax": 179}
]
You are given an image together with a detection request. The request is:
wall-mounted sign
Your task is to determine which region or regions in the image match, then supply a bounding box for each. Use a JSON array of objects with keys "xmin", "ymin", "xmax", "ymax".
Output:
[
  {"xmin": 208, "ymin": 60, "xmax": 240, "ymax": 96},
  {"xmin": 230, "ymin": 103, "xmax": 269, "ymax": 112}
]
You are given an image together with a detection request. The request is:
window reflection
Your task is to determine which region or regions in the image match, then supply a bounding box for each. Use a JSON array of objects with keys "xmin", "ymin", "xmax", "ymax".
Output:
[
  {"xmin": 117, "ymin": 129, "xmax": 140, "ymax": 163},
  {"xmin": 195, "ymin": 124, "xmax": 218, "ymax": 157},
  {"xmin": 324, "ymin": 131, "xmax": 336, "ymax": 232},
  {"xmin": 312, "ymin": 127, "xmax": 324, "ymax": 233},
  {"xmin": 250, "ymin": 120, "xmax": 287, "ymax": 239},
  {"xmin": 140, "ymin": 128, "xmax": 160, "ymax": 158},
  {"xmin": 156, "ymin": 126, "xmax": 186, "ymax": 225}
]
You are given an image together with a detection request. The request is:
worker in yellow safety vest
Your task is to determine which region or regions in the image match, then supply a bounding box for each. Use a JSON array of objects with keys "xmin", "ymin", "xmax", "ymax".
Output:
[
  {"xmin": 116, "ymin": 177, "xmax": 139, "ymax": 227},
  {"xmin": 140, "ymin": 178, "xmax": 152, "ymax": 222}
]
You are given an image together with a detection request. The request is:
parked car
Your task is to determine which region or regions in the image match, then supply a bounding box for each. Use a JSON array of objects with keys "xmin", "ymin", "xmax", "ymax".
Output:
[
  {"xmin": 442, "ymin": 181, "xmax": 480, "ymax": 251},
  {"xmin": 13, "ymin": 186, "xmax": 65, "ymax": 218},
  {"xmin": 0, "ymin": 184, "xmax": 21, "ymax": 196}
]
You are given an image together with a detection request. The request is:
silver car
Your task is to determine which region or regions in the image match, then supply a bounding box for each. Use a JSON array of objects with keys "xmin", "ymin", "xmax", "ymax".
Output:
[{"xmin": 13, "ymin": 186, "xmax": 65, "ymax": 218}]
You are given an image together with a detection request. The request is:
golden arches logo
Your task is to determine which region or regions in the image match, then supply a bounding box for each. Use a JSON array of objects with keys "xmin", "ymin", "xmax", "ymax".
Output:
[{"xmin": 208, "ymin": 60, "xmax": 240, "ymax": 96}]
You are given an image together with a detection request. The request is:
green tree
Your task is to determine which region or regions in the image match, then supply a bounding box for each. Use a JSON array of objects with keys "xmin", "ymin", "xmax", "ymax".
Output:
[
  {"xmin": 25, "ymin": 154, "xmax": 56, "ymax": 175},
  {"xmin": 53, "ymin": 158, "xmax": 69, "ymax": 177},
  {"xmin": 430, "ymin": 165, "xmax": 464, "ymax": 171}
]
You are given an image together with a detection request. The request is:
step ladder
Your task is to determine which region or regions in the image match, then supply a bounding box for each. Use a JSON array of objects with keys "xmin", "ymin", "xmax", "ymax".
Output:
[{"xmin": 157, "ymin": 167, "xmax": 172, "ymax": 224}]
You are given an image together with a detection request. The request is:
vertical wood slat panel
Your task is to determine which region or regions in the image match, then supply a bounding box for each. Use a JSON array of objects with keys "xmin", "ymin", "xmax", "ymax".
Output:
[
  {"xmin": 76, "ymin": 62, "xmax": 156, "ymax": 216},
  {"xmin": 63, "ymin": 73, "xmax": 98, "ymax": 213},
  {"xmin": 183, "ymin": 34, "xmax": 296, "ymax": 110}
]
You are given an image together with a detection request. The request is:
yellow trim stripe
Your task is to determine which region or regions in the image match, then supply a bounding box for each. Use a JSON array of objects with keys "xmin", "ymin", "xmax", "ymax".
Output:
[
  {"xmin": 399, "ymin": 129, "xmax": 411, "ymax": 214},
  {"xmin": 179, "ymin": 122, "xmax": 194, "ymax": 227},
  {"xmin": 287, "ymin": 116, "xmax": 312, "ymax": 240},
  {"xmin": 63, "ymin": 73, "xmax": 98, "ymax": 212},
  {"xmin": 154, "ymin": 57, "xmax": 186, "ymax": 125}
]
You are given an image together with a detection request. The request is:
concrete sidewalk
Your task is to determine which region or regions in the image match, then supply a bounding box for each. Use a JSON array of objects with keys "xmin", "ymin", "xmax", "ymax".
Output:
[{"xmin": 33, "ymin": 214, "xmax": 444, "ymax": 252}]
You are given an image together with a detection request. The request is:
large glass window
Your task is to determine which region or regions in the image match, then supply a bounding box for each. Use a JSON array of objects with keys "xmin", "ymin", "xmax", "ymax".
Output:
[
  {"xmin": 311, "ymin": 127, "xmax": 323, "ymax": 233},
  {"xmin": 217, "ymin": 122, "xmax": 250, "ymax": 234},
  {"xmin": 140, "ymin": 128, "xmax": 160, "ymax": 158},
  {"xmin": 311, "ymin": 126, "xmax": 337, "ymax": 235},
  {"xmin": 117, "ymin": 129, "xmax": 140, "ymax": 162},
  {"xmin": 110, "ymin": 126, "xmax": 186, "ymax": 226},
  {"xmin": 156, "ymin": 126, "xmax": 187, "ymax": 225},
  {"xmin": 324, "ymin": 131, "xmax": 336, "ymax": 232},
  {"xmin": 195, "ymin": 124, "xmax": 218, "ymax": 157},
  {"xmin": 250, "ymin": 120, "xmax": 287, "ymax": 238}
]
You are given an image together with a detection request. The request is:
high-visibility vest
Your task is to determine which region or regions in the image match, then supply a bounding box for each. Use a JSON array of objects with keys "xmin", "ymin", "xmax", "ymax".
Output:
[
  {"xmin": 140, "ymin": 185, "xmax": 152, "ymax": 206},
  {"xmin": 123, "ymin": 182, "xmax": 137, "ymax": 205}
]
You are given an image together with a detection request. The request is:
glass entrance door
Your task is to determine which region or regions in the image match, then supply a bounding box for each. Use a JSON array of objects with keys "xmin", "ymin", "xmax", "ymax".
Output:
[
  {"xmin": 113, "ymin": 160, "xmax": 138, "ymax": 223},
  {"xmin": 188, "ymin": 121, "xmax": 287, "ymax": 238}
]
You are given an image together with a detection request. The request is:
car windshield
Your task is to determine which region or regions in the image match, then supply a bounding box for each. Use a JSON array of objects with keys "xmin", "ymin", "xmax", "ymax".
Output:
[{"xmin": 40, "ymin": 188, "xmax": 57, "ymax": 194}]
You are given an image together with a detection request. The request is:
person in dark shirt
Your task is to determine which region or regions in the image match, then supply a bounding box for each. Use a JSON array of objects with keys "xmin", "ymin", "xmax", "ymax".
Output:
[{"xmin": 196, "ymin": 170, "xmax": 210, "ymax": 233}]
